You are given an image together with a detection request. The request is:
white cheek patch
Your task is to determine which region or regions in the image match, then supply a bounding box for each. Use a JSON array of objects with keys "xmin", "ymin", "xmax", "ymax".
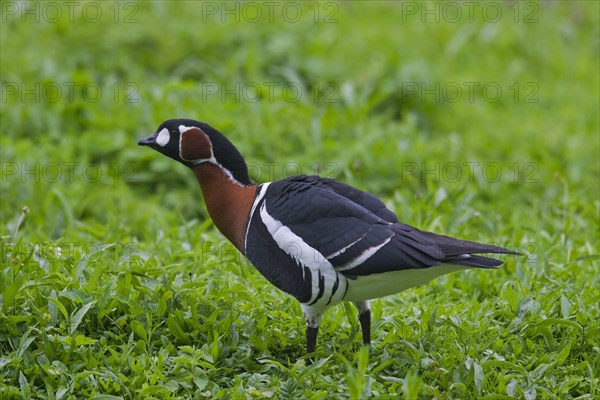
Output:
[{"xmin": 156, "ymin": 128, "xmax": 170, "ymax": 147}]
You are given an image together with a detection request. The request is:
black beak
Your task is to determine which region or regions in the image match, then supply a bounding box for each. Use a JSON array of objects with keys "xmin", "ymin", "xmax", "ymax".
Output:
[{"xmin": 138, "ymin": 132, "xmax": 158, "ymax": 146}]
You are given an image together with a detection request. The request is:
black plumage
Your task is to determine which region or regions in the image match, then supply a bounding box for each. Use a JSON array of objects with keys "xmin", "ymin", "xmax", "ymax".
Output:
[{"xmin": 248, "ymin": 175, "xmax": 517, "ymax": 281}]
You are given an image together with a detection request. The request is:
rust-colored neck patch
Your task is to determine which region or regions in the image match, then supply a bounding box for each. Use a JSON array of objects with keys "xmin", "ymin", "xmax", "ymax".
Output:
[
  {"xmin": 191, "ymin": 163, "xmax": 257, "ymax": 254},
  {"xmin": 180, "ymin": 127, "xmax": 213, "ymax": 161}
]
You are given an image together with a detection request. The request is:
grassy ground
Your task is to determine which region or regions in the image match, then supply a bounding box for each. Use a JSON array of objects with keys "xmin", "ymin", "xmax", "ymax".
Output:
[{"xmin": 1, "ymin": 1, "xmax": 599, "ymax": 399}]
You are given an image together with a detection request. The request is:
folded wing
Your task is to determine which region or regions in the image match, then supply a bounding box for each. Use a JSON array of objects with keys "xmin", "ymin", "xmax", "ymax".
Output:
[{"xmin": 262, "ymin": 176, "xmax": 518, "ymax": 278}]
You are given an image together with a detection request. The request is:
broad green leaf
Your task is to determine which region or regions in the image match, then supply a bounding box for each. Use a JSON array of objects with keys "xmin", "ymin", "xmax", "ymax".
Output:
[
  {"xmin": 19, "ymin": 371, "xmax": 29, "ymax": 399},
  {"xmin": 76, "ymin": 243, "xmax": 115, "ymax": 281},
  {"xmin": 555, "ymin": 341, "xmax": 572, "ymax": 365},
  {"xmin": 45, "ymin": 297, "xmax": 69, "ymax": 321},
  {"xmin": 69, "ymin": 301, "xmax": 96, "ymax": 335},
  {"xmin": 560, "ymin": 295, "xmax": 571, "ymax": 319},
  {"xmin": 130, "ymin": 320, "xmax": 147, "ymax": 341},
  {"xmin": 166, "ymin": 316, "xmax": 191, "ymax": 345}
]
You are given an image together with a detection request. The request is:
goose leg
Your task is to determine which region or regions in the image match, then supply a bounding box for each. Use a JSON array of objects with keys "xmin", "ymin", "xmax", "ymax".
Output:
[
  {"xmin": 354, "ymin": 301, "xmax": 371, "ymax": 346},
  {"xmin": 302, "ymin": 304, "xmax": 324, "ymax": 354},
  {"xmin": 306, "ymin": 325, "xmax": 319, "ymax": 354}
]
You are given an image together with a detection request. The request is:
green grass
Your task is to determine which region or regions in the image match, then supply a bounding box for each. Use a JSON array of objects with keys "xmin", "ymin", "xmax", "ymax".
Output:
[{"xmin": 1, "ymin": 1, "xmax": 599, "ymax": 398}]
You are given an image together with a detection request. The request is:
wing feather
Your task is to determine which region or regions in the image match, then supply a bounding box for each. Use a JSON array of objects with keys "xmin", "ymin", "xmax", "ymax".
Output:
[{"xmin": 262, "ymin": 176, "xmax": 517, "ymax": 278}]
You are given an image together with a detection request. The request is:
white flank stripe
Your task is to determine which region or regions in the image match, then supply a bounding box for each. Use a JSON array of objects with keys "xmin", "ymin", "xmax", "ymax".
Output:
[
  {"xmin": 260, "ymin": 202, "xmax": 331, "ymax": 273},
  {"xmin": 326, "ymin": 232, "xmax": 368, "ymax": 259},
  {"xmin": 244, "ymin": 183, "xmax": 271, "ymax": 249},
  {"xmin": 336, "ymin": 233, "xmax": 394, "ymax": 272},
  {"xmin": 260, "ymin": 202, "xmax": 343, "ymax": 306},
  {"xmin": 249, "ymin": 183, "xmax": 271, "ymax": 221}
]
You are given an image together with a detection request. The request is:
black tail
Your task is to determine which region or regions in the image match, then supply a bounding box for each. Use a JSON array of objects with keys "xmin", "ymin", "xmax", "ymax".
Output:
[
  {"xmin": 445, "ymin": 254, "xmax": 504, "ymax": 268},
  {"xmin": 419, "ymin": 230, "xmax": 521, "ymax": 269}
]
